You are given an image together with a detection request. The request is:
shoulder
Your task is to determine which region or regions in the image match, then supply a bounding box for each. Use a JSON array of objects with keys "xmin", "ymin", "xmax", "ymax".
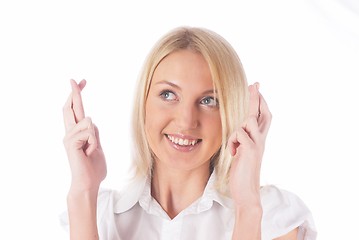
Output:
[
  {"xmin": 260, "ymin": 185, "xmax": 317, "ymax": 240},
  {"xmin": 98, "ymin": 176, "xmax": 147, "ymax": 214}
]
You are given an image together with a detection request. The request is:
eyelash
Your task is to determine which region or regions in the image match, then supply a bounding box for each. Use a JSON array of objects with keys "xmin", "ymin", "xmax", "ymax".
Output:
[{"xmin": 159, "ymin": 90, "xmax": 219, "ymax": 108}]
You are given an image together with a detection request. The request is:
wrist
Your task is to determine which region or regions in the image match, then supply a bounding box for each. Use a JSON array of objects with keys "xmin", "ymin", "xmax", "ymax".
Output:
[
  {"xmin": 235, "ymin": 203, "xmax": 263, "ymax": 220},
  {"xmin": 67, "ymin": 186, "xmax": 99, "ymax": 203},
  {"xmin": 232, "ymin": 204, "xmax": 262, "ymax": 240},
  {"xmin": 67, "ymin": 188, "xmax": 99, "ymax": 240},
  {"xmin": 69, "ymin": 179, "xmax": 100, "ymax": 195}
]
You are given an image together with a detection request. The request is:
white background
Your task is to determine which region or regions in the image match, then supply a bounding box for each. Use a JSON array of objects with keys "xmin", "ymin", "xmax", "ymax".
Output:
[{"xmin": 1, "ymin": 0, "xmax": 358, "ymax": 239}]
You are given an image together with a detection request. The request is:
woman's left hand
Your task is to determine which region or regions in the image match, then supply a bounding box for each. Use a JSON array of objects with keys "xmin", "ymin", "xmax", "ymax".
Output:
[{"xmin": 228, "ymin": 83, "xmax": 272, "ymax": 208}]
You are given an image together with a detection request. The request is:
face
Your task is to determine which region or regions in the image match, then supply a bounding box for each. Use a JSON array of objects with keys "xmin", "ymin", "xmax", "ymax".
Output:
[{"xmin": 145, "ymin": 50, "xmax": 222, "ymax": 173}]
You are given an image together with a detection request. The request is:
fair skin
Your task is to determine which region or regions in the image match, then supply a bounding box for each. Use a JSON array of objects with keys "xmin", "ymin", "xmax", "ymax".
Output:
[
  {"xmin": 63, "ymin": 50, "xmax": 298, "ymax": 239},
  {"xmin": 145, "ymin": 50, "xmax": 222, "ymax": 218},
  {"xmin": 63, "ymin": 79, "xmax": 106, "ymax": 240}
]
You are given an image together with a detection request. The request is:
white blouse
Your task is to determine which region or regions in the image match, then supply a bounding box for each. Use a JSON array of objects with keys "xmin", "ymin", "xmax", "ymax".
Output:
[{"xmin": 60, "ymin": 173, "xmax": 317, "ymax": 240}]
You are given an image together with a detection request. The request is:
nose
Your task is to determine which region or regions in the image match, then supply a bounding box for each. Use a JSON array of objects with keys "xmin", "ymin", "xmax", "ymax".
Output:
[{"xmin": 174, "ymin": 102, "xmax": 199, "ymax": 130}]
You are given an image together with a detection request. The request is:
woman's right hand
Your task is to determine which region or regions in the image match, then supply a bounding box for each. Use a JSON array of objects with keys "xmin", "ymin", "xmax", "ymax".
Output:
[{"xmin": 63, "ymin": 79, "xmax": 107, "ymax": 193}]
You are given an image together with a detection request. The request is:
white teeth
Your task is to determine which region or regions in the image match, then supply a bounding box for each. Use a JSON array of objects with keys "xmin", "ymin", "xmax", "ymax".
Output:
[{"xmin": 167, "ymin": 135, "xmax": 199, "ymax": 146}]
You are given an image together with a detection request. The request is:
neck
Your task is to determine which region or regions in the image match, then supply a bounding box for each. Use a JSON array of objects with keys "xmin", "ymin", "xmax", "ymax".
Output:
[{"xmin": 151, "ymin": 163, "xmax": 210, "ymax": 219}]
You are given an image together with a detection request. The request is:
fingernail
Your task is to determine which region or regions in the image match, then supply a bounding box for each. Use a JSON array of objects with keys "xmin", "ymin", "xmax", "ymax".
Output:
[{"xmin": 255, "ymin": 82, "xmax": 260, "ymax": 90}]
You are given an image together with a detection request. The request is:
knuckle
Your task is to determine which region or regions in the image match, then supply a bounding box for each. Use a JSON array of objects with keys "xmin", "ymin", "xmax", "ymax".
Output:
[
  {"xmin": 87, "ymin": 128, "xmax": 95, "ymax": 136},
  {"xmin": 83, "ymin": 117, "xmax": 93, "ymax": 126},
  {"xmin": 85, "ymin": 116, "xmax": 92, "ymax": 122},
  {"xmin": 62, "ymin": 136, "xmax": 71, "ymax": 149}
]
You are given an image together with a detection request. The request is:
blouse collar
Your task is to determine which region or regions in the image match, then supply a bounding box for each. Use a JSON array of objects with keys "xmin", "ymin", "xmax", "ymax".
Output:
[{"xmin": 113, "ymin": 171, "xmax": 234, "ymax": 215}]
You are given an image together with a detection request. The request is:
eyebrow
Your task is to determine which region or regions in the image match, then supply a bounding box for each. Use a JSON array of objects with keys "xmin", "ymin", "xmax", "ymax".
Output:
[
  {"xmin": 155, "ymin": 80, "xmax": 217, "ymax": 95},
  {"xmin": 155, "ymin": 80, "xmax": 180, "ymax": 89}
]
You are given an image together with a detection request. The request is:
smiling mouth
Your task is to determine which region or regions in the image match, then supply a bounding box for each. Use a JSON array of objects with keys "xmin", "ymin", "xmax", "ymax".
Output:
[{"xmin": 165, "ymin": 134, "xmax": 202, "ymax": 146}]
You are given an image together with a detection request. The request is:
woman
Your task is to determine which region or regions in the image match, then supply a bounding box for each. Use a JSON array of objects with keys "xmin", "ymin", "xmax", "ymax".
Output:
[{"xmin": 62, "ymin": 27, "xmax": 316, "ymax": 239}]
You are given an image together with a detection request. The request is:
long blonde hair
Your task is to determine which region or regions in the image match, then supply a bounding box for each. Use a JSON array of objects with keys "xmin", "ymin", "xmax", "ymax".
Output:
[{"xmin": 131, "ymin": 26, "xmax": 249, "ymax": 194}]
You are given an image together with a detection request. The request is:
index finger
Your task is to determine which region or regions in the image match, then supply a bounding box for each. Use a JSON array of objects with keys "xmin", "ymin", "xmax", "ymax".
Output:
[
  {"xmin": 63, "ymin": 91, "xmax": 76, "ymax": 131},
  {"xmin": 70, "ymin": 79, "xmax": 86, "ymax": 123}
]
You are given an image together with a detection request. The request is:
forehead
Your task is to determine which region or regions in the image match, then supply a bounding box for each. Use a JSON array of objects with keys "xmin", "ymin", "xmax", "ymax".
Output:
[{"xmin": 151, "ymin": 50, "xmax": 214, "ymax": 89}]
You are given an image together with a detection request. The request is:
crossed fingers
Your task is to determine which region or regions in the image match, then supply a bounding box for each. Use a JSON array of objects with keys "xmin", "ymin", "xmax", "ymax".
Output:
[
  {"xmin": 63, "ymin": 79, "xmax": 87, "ymax": 132},
  {"xmin": 228, "ymin": 83, "xmax": 272, "ymax": 156}
]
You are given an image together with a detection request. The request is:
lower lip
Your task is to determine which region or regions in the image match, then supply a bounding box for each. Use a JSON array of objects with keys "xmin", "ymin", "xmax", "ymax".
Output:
[{"xmin": 165, "ymin": 136, "xmax": 201, "ymax": 152}]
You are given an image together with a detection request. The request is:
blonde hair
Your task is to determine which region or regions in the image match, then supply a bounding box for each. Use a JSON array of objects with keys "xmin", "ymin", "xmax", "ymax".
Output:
[{"xmin": 131, "ymin": 26, "xmax": 249, "ymax": 194}]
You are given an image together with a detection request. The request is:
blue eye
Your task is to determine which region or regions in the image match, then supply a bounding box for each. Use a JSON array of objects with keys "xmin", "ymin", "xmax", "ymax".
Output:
[
  {"xmin": 200, "ymin": 96, "xmax": 218, "ymax": 107},
  {"xmin": 160, "ymin": 90, "xmax": 176, "ymax": 101}
]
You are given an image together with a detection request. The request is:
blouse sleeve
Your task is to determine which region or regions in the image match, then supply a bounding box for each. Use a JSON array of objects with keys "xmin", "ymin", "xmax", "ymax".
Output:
[{"xmin": 260, "ymin": 185, "xmax": 317, "ymax": 240}]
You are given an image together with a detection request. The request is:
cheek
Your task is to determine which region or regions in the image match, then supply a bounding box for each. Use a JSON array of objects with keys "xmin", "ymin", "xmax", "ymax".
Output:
[
  {"xmin": 144, "ymin": 102, "xmax": 155, "ymax": 137},
  {"xmin": 204, "ymin": 114, "xmax": 222, "ymax": 146},
  {"xmin": 145, "ymin": 100, "xmax": 169, "ymax": 135},
  {"xmin": 145, "ymin": 107, "xmax": 157, "ymax": 138},
  {"xmin": 144, "ymin": 106, "xmax": 159, "ymax": 153}
]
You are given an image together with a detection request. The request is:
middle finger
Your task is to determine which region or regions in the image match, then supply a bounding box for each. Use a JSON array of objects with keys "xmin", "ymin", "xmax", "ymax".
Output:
[
  {"xmin": 248, "ymin": 83, "xmax": 260, "ymax": 119},
  {"xmin": 70, "ymin": 79, "xmax": 86, "ymax": 123}
]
